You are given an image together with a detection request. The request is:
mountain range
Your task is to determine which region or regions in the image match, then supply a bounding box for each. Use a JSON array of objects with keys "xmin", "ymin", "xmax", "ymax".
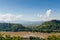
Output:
[{"xmin": 0, "ymin": 20, "xmax": 60, "ymax": 33}]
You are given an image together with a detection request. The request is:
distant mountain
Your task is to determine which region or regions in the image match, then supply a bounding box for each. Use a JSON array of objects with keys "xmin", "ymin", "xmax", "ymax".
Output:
[
  {"xmin": 0, "ymin": 20, "xmax": 60, "ymax": 32},
  {"xmin": 35, "ymin": 20, "xmax": 60, "ymax": 32},
  {"xmin": 0, "ymin": 23, "xmax": 31, "ymax": 32},
  {"xmin": 0, "ymin": 20, "xmax": 43, "ymax": 32},
  {"xmin": 20, "ymin": 21, "xmax": 44, "ymax": 27},
  {"xmin": 0, "ymin": 20, "xmax": 44, "ymax": 27}
]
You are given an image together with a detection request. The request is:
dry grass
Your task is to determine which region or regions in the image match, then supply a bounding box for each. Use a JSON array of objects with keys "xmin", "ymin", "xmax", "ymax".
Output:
[{"xmin": 0, "ymin": 32, "xmax": 60, "ymax": 38}]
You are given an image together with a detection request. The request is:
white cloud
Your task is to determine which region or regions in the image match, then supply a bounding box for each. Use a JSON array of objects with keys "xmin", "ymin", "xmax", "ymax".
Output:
[
  {"xmin": 37, "ymin": 14, "xmax": 43, "ymax": 18},
  {"xmin": 46, "ymin": 9, "xmax": 52, "ymax": 17},
  {"xmin": 0, "ymin": 13, "xmax": 23, "ymax": 22},
  {"xmin": 37, "ymin": 9, "xmax": 53, "ymax": 21}
]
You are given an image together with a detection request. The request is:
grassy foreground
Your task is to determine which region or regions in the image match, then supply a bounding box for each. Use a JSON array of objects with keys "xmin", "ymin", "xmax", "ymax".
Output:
[
  {"xmin": 0, "ymin": 34, "xmax": 60, "ymax": 40},
  {"xmin": 0, "ymin": 32, "xmax": 60, "ymax": 40}
]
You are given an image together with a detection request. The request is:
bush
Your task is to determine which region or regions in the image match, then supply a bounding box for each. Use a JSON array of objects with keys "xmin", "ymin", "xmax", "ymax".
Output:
[{"xmin": 47, "ymin": 35, "xmax": 60, "ymax": 40}]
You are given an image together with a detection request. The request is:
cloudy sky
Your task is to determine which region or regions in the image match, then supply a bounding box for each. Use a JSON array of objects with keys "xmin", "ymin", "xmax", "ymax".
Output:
[{"xmin": 0, "ymin": 0, "xmax": 60, "ymax": 23}]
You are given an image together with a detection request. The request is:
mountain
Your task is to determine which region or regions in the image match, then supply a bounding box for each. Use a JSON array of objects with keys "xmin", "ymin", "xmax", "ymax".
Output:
[
  {"xmin": 0, "ymin": 20, "xmax": 43, "ymax": 27},
  {"xmin": 0, "ymin": 21, "xmax": 43, "ymax": 32},
  {"xmin": 0, "ymin": 20, "xmax": 60, "ymax": 32},
  {"xmin": 35, "ymin": 20, "xmax": 60, "ymax": 32},
  {"xmin": 0, "ymin": 23, "xmax": 31, "ymax": 32},
  {"xmin": 20, "ymin": 21, "xmax": 43, "ymax": 27}
]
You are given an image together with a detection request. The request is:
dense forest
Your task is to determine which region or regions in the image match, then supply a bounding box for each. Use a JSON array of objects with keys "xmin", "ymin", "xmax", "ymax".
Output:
[{"xmin": 0, "ymin": 20, "xmax": 60, "ymax": 33}]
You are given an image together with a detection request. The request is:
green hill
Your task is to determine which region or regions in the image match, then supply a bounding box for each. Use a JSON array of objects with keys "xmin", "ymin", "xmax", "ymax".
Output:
[
  {"xmin": 35, "ymin": 20, "xmax": 60, "ymax": 33},
  {"xmin": 0, "ymin": 23, "xmax": 31, "ymax": 32},
  {"xmin": 0, "ymin": 20, "xmax": 60, "ymax": 32}
]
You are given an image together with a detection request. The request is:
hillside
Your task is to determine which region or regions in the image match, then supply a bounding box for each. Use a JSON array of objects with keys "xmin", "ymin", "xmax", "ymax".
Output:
[
  {"xmin": 0, "ymin": 23, "xmax": 30, "ymax": 32},
  {"xmin": 35, "ymin": 20, "xmax": 60, "ymax": 32},
  {"xmin": 0, "ymin": 20, "xmax": 60, "ymax": 32}
]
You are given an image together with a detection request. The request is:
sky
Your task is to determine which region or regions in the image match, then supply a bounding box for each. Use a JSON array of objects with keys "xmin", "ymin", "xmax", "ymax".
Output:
[{"xmin": 0, "ymin": 0, "xmax": 60, "ymax": 23}]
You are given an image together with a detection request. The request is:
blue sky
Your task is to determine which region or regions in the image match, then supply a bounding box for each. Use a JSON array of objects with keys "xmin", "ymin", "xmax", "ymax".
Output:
[{"xmin": 0, "ymin": 0, "xmax": 60, "ymax": 22}]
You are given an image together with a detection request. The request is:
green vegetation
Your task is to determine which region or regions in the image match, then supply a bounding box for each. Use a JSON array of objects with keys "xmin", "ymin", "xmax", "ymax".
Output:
[
  {"xmin": 47, "ymin": 35, "xmax": 60, "ymax": 40},
  {"xmin": 0, "ymin": 34, "xmax": 22, "ymax": 40},
  {"xmin": 35, "ymin": 20, "xmax": 60, "ymax": 33},
  {"xmin": 0, "ymin": 34, "xmax": 60, "ymax": 40},
  {"xmin": 0, "ymin": 34, "xmax": 43, "ymax": 40},
  {"xmin": 0, "ymin": 23, "xmax": 30, "ymax": 32},
  {"xmin": 0, "ymin": 20, "xmax": 60, "ymax": 33},
  {"xmin": 29, "ymin": 36, "xmax": 44, "ymax": 40}
]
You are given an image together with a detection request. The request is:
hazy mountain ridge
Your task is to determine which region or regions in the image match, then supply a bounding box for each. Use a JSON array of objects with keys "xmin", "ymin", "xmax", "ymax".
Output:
[
  {"xmin": 0, "ymin": 23, "xmax": 30, "ymax": 32},
  {"xmin": 0, "ymin": 20, "xmax": 60, "ymax": 32}
]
